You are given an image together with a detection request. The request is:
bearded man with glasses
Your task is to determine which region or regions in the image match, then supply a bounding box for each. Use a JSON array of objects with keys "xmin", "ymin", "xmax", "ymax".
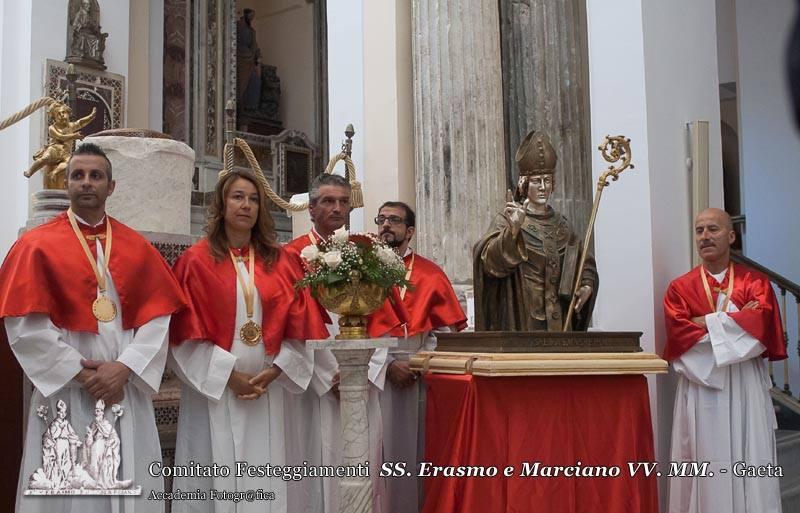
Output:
[{"xmin": 371, "ymin": 201, "xmax": 467, "ymax": 513}]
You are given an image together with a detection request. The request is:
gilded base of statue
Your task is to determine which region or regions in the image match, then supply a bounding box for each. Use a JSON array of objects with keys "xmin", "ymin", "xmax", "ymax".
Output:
[{"xmin": 435, "ymin": 331, "xmax": 643, "ymax": 353}]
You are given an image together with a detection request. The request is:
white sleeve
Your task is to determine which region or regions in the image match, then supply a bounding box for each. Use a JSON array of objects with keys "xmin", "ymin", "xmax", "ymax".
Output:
[
  {"xmin": 272, "ymin": 339, "xmax": 313, "ymax": 394},
  {"xmin": 368, "ymin": 347, "xmax": 389, "ymax": 391},
  {"xmin": 672, "ymin": 334, "xmax": 726, "ymax": 390},
  {"xmin": 309, "ymin": 348, "xmax": 338, "ymax": 396},
  {"xmin": 5, "ymin": 314, "xmax": 84, "ymax": 398},
  {"xmin": 117, "ymin": 315, "xmax": 171, "ymax": 395},
  {"xmin": 705, "ymin": 311, "xmax": 767, "ymax": 367},
  {"xmin": 169, "ymin": 340, "xmax": 236, "ymax": 402}
]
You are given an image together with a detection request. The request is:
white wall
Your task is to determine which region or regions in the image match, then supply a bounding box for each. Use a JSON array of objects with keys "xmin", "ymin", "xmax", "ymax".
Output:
[
  {"xmin": 587, "ymin": 0, "xmax": 724, "ymax": 509},
  {"xmin": 362, "ymin": 0, "xmax": 415, "ymax": 227},
  {"xmin": 327, "ymin": 0, "xmax": 365, "ymax": 232},
  {"xmin": 736, "ymin": 0, "xmax": 800, "ymax": 391},
  {"xmin": 128, "ymin": 0, "xmax": 163, "ymax": 131},
  {"xmin": 0, "ymin": 1, "xmax": 33, "ymax": 257}
]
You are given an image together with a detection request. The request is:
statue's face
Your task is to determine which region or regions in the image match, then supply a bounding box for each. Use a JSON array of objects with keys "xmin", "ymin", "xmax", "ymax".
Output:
[
  {"xmin": 523, "ymin": 173, "xmax": 554, "ymax": 207},
  {"xmin": 55, "ymin": 106, "xmax": 70, "ymax": 124}
]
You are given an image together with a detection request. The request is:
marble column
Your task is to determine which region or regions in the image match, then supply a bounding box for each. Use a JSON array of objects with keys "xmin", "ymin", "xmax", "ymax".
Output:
[
  {"xmin": 499, "ymin": 0, "xmax": 593, "ymax": 239},
  {"xmin": 308, "ymin": 338, "xmax": 396, "ymax": 513},
  {"xmin": 411, "ymin": 0, "xmax": 507, "ymax": 290}
]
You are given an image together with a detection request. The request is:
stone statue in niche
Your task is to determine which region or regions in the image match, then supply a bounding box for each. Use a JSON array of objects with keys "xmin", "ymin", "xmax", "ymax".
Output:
[
  {"xmin": 236, "ymin": 9, "xmax": 283, "ymax": 135},
  {"xmin": 66, "ymin": 0, "xmax": 108, "ymax": 70},
  {"xmin": 237, "ymin": 8, "xmax": 262, "ymax": 112},
  {"xmin": 260, "ymin": 65, "xmax": 282, "ymax": 124}
]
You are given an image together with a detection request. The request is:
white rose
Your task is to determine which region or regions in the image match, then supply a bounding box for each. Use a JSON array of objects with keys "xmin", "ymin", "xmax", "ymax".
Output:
[
  {"xmin": 300, "ymin": 244, "xmax": 320, "ymax": 262},
  {"xmin": 322, "ymin": 250, "xmax": 343, "ymax": 269},
  {"xmin": 377, "ymin": 246, "xmax": 402, "ymax": 268},
  {"xmin": 331, "ymin": 227, "xmax": 349, "ymax": 244}
]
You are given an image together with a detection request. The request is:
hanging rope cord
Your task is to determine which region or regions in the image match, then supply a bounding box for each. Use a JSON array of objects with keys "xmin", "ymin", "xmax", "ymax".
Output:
[
  {"xmin": 0, "ymin": 97, "xmax": 57, "ymax": 132},
  {"xmin": 220, "ymin": 136, "xmax": 363, "ymax": 211}
]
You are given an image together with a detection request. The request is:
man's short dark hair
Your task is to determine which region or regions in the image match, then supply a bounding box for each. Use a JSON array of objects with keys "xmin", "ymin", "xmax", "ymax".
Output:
[
  {"xmin": 378, "ymin": 201, "xmax": 415, "ymax": 227},
  {"xmin": 309, "ymin": 173, "xmax": 350, "ymax": 205},
  {"xmin": 67, "ymin": 142, "xmax": 113, "ymax": 181}
]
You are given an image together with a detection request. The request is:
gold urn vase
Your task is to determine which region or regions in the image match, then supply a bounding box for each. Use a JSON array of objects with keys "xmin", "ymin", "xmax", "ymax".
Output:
[{"xmin": 315, "ymin": 271, "xmax": 388, "ymax": 339}]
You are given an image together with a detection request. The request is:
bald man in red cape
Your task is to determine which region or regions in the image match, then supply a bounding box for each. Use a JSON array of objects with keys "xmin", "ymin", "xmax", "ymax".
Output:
[
  {"xmin": 663, "ymin": 208, "xmax": 785, "ymax": 513},
  {"xmin": 0, "ymin": 144, "xmax": 185, "ymax": 513},
  {"xmin": 369, "ymin": 201, "xmax": 466, "ymax": 513}
]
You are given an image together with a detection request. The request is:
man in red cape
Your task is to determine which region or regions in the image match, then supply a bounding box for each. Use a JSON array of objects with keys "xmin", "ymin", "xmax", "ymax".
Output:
[
  {"xmin": 663, "ymin": 208, "xmax": 785, "ymax": 513},
  {"xmin": 283, "ymin": 173, "xmax": 406, "ymax": 513},
  {"xmin": 369, "ymin": 201, "xmax": 466, "ymax": 513},
  {"xmin": 0, "ymin": 143, "xmax": 185, "ymax": 513}
]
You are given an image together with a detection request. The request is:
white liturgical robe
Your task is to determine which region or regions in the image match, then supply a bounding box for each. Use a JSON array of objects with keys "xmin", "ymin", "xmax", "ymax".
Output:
[
  {"xmin": 380, "ymin": 329, "xmax": 444, "ymax": 513},
  {"xmin": 7, "ymin": 237, "xmax": 171, "ymax": 513},
  {"xmin": 169, "ymin": 257, "xmax": 313, "ymax": 513},
  {"xmin": 669, "ymin": 269, "xmax": 781, "ymax": 513}
]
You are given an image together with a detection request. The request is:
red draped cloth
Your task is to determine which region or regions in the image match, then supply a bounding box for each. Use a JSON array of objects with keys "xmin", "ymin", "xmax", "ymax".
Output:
[
  {"xmin": 662, "ymin": 263, "xmax": 786, "ymax": 361},
  {"xmin": 422, "ymin": 374, "xmax": 658, "ymax": 513}
]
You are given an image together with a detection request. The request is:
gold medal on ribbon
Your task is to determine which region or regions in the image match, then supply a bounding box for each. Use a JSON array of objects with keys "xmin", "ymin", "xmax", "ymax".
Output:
[
  {"xmin": 700, "ymin": 262, "xmax": 734, "ymax": 313},
  {"xmin": 67, "ymin": 209, "xmax": 116, "ymax": 322},
  {"xmin": 92, "ymin": 296, "xmax": 117, "ymax": 323},
  {"xmin": 240, "ymin": 320, "xmax": 263, "ymax": 346},
  {"xmin": 230, "ymin": 245, "xmax": 262, "ymax": 346}
]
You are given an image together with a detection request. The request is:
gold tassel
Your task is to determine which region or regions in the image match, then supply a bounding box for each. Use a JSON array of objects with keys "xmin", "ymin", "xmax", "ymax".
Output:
[{"xmin": 350, "ymin": 180, "xmax": 364, "ymax": 209}]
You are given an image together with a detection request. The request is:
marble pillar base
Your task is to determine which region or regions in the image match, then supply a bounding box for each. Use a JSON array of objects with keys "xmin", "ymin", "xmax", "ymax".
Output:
[
  {"xmin": 87, "ymin": 136, "xmax": 195, "ymax": 235},
  {"xmin": 308, "ymin": 338, "xmax": 397, "ymax": 513}
]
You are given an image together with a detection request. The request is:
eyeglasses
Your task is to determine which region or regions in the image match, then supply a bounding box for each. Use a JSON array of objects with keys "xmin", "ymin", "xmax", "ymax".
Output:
[{"xmin": 374, "ymin": 215, "xmax": 406, "ymax": 226}]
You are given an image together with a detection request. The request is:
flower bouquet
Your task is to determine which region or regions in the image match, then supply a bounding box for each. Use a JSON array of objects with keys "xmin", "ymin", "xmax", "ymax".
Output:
[{"xmin": 296, "ymin": 227, "xmax": 409, "ymax": 338}]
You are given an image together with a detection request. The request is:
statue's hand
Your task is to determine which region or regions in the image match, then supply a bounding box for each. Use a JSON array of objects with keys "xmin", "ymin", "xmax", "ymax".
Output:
[
  {"xmin": 503, "ymin": 201, "xmax": 525, "ymax": 234},
  {"xmin": 574, "ymin": 285, "xmax": 593, "ymax": 312}
]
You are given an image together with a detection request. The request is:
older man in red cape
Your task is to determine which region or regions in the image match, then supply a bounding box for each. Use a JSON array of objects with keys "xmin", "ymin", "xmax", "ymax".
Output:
[
  {"xmin": 283, "ymin": 174, "xmax": 408, "ymax": 513},
  {"xmin": 663, "ymin": 208, "xmax": 785, "ymax": 513}
]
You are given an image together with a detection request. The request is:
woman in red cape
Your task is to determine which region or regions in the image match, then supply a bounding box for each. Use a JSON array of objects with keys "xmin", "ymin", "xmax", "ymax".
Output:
[{"xmin": 168, "ymin": 169, "xmax": 328, "ymax": 513}]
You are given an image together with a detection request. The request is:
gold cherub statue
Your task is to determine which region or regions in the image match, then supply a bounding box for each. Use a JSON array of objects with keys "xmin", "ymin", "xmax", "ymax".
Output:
[{"xmin": 25, "ymin": 101, "xmax": 96, "ymax": 189}]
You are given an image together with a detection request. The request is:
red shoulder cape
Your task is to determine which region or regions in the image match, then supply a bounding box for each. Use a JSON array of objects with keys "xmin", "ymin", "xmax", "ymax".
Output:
[
  {"xmin": 0, "ymin": 213, "xmax": 186, "ymax": 332},
  {"xmin": 376, "ymin": 253, "xmax": 466, "ymax": 338},
  {"xmin": 284, "ymin": 232, "xmax": 316, "ymax": 257},
  {"xmin": 170, "ymin": 239, "xmax": 329, "ymax": 354},
  {"xmin": 663, "ymin": 262, "xmax": 786, "ymax": 361}
]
